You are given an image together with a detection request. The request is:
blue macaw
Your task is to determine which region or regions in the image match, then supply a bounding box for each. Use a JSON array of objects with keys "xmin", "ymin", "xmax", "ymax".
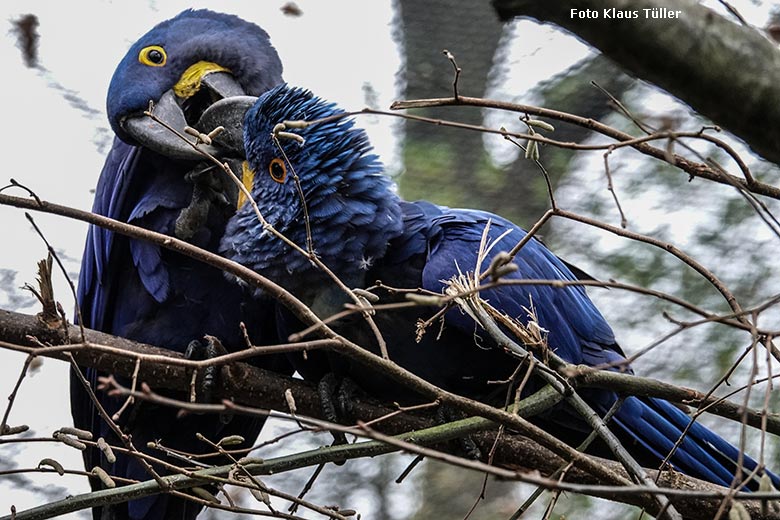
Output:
[
  {"xmin": 220, "ymin": 84, "xmax": 779, "ymax": 491},
  {"xmin": 72, "ymin": 10, "xmax": 288, "ymax": 520}
]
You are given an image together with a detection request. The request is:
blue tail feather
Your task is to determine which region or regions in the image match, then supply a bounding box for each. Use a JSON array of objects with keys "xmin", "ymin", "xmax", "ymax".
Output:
[{"xmin": 612, "ymin": 396, "xmax": 779, "ymax": 490}]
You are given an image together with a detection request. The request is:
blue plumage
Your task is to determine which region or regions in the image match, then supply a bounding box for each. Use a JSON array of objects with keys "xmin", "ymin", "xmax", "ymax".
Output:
[
  {"xmin": 223, "ymin": 84, "xmax": 778, "ymax": 491},
  {"xmin": 106, "ymin": 9, "xmax": 282, "ymax": 143},
  {"xmin": 223, "ymin": 87, "xmax": 402, "ymax": 301},
  {"xmin": 73, "ymin": 11, "xmax": 287, "ymax": 520}
]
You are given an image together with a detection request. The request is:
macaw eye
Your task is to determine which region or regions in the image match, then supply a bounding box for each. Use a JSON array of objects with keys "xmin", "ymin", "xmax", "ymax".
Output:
[
  {"xmin": 138, "ymin": 45, "xmax": 167, "ymax": 67},
  {"xmin": 269, "ymin": 158, "xmax": 287, "ymax": 183}
]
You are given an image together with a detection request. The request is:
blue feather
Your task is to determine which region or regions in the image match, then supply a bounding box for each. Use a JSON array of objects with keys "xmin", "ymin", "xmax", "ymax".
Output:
[
  {"xmin": 73, "ymin": 11, "xmax": 287, "ymax": 520},
  {"xmin": 224, "ymin": 84, "xmax": 780, "ymax": 491}
]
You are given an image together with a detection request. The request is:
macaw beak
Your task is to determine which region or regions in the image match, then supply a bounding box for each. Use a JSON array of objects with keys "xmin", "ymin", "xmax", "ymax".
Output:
[
  {"xmin": 196, "ymin": 95, "xmax": 258, "ymax": 154},
  {"xmin": 120, "ymin": 71, "xmax": 256, "ymax": 161}
]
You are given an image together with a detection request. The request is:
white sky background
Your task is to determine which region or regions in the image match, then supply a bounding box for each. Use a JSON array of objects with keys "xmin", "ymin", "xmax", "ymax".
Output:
[{"xmin": 0, "ymin": 0, "xmax": 776, "ymax": 517}]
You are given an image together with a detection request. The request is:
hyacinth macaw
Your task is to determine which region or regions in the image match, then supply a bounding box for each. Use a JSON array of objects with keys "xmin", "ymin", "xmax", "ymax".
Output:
[
  {"xmin": 72, "ymin": 10, "xmax": 288, "ymax": 520},
  {"xmin": 220, "ymin": 84, "xmax": 779, "ymax": 491}
]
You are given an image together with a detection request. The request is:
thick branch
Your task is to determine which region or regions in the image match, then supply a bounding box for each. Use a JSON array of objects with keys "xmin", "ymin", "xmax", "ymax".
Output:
[
  {"xmin": 0, "ymin": 309, "xmax": 374, "ymax": 429},
  {"xmin": 7, "ymin": 403, "xmax": 780, "ymax": 520},
  {"xmin": 1, "ymin": 309, "xmax": 779, "ymax": 519},
  {"xmin": 491, "ymin": 0, "xmax": 780, "ymax": 166}
]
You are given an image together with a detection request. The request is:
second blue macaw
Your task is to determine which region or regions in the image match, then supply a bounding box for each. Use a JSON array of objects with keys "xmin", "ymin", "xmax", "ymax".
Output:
[
  {"xmin": 221, "ymin": 84, "xmax": 779, "ymax": 492},
  {"xmin": 72, "ymin": 10, "xmax": 289, "ymax": 520}
]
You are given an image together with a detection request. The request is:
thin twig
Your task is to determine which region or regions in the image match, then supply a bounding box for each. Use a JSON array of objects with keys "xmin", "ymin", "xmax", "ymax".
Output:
[{"xmin": 442, "ymin": 49, "xmax": 462, "ymax": 99}]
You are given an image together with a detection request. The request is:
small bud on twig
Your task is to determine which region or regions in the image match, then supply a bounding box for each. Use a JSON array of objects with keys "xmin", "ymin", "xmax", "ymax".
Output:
[
  {"xmin": 285, "ymin": 388, "xmax": 297, "ymax": 414},
  {"xmin": 53, "ymin": 431, "xmax": 86, "ymax": 451},
  {"xmin": 405, "ymin": 294, "xmax": 444, "ymax": 306},
  {"xmin": 37, "ymin": 458, "xmax": 65, "ymax": 476},
  {"xmin": 237, "ymin": 456, "xmax": 265, "ymax": 465},
  {"xmin": 271, "ymin": 122, "xmax": 306, "ymax": 144},
  {"xmin": 1, "ymin": 424, "xmax": 29, "ymax": 436},
  {"xmin": 217, "ymin": 435, "xmax": 245, "ymax": 447},
  {"xmin": 525, "ymin": 119, "xmax": 555, "ymax": 132},
  {"xmin": 492, "ymin": 263, "xmax": 519, "ymax": 281},
  {"xmin": 249, "ymin": 486, "xmax": 272, "ymax": 506},
  {"xmin": 184, "ymin": 126, "xmax": 213, "ymax": 145},
  {"xmin": 352, "ymin": 288, "xmax": 380, "ymax": 303},
  {"xmin": 91, "ymin": 466, "xmax": 116, "ymax": 488},
  {"xmin": 525, "ymin": 140, "xmax": 539, "ymax": 161},
  {"xmin": 487, "ymin": 251, "xmax": 519, "ymax": 282},
  {"xmin": 57, "ymin": 426, "xmax": 93, "ymax": 440},
  {"xmin": 281, "ymin": 119, "xmax": 310, "ymax": 129},
  {"xmin": 191, "ymin": 486, "xmax": 221, "ymax": 504},
  {"xmin": 207, "ymin": 126, "xmax": 225, "ymax": 140},
  {"xmin": 97, "ymin": 437, "xmax": 116, "ymax": 464},
  {"xmin": 665, "ymin": 137, "xmax": 675, "ymax": 164}
]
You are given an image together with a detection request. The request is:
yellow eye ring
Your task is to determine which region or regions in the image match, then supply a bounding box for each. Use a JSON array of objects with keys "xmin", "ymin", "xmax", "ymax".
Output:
[
  {"xmin": 269, "ymin": 158, "xmax": 287, "ymax": 183},
  {"xmin": 138, "ymin": 45, "xmax": 167, "ymax": 67}
]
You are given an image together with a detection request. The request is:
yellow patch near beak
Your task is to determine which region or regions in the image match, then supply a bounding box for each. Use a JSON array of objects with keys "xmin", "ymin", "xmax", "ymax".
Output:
[
  {"xmin": 237, "ymin": 161, "xmax": 255, "ymax": 209},
  {"xmin": 173, "ymin": 61, "xmax": 231, "ymax": 99}
]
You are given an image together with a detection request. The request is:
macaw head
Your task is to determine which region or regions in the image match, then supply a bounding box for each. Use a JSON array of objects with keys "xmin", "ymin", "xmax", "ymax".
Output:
[
  {"xmin": 107, "ymin": 9, "xmax": 283, "ymax": 160},
  {"xmin": 221, "ymin": 84, "xmax": 403, "ymax": 291}
]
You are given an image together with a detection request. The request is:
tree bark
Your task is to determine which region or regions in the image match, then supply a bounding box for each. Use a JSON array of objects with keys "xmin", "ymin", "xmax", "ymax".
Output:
[
  {"xmin": 492, "ymin": 0, "xmax": 780, "ymax": 167},
  {"xmin": 1, "ymin": 309, "xmax": 777, "ymax": 519}
]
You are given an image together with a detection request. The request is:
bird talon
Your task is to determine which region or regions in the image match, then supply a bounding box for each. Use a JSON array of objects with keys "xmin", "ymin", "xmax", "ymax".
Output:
[
  {"xmin": 436, "ymin": 405, "xmax": 481, "ymax": 459},
  {"xmin": 317, "ymin": 373, "xmax": 348, "ymax": 444},
  {"xmin": 185, "ymin": 337, "xmax": 228, "ymax": 410},
  {"xmin": 175, "ymin": 164, "xmax": 239, "ymax": 240},
  {"xmin": 336, "ymin": 377, "xmax": 360, "ymax": 419}
]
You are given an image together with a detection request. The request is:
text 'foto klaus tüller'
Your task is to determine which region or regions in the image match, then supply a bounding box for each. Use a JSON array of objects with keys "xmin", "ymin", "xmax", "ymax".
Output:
[{"xmin": 570, "ymin": 8, "xmax": 682, "ymax": 19}]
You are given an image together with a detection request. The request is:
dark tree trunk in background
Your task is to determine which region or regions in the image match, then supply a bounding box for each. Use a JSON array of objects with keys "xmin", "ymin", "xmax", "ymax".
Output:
[
  {"xmin": 396, "ymin": 0, "xmax": 505, "ymax": 206},
  {"xmin": 394, "ymin": 0, "xmax": 635, "ymax": 228},
  {"xmin": 492, "ymin": 0, "xmax": 780, "ymax": 167},
  {"xmin": 394, "ymin": 3, "xmax": 519, "ymax": 516}
]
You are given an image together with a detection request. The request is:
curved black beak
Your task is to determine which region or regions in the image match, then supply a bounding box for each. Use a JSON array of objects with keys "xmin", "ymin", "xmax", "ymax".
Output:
[
  {"xmin": 196, "ymin": 95, "xmax": 258, "ymax": 155},
  {"xmin": 119, "ymin": 72, "xmax": 256, "ymax": 161}
]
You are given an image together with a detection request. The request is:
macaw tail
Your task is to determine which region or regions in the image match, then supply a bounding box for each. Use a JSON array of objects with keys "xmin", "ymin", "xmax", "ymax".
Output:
[{"xmin": 611, "ymin": 396, "xmax": 779, "ymax": 490}]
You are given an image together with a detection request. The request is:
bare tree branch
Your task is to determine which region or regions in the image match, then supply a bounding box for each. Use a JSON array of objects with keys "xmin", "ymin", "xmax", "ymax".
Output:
[
  {"xmin": 2, "ymin": 307, "xmax": 780, "ymax": 519},
  {"xmin": 491, "ymin": 0, "xmax": 780, "ymax": 167}
]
